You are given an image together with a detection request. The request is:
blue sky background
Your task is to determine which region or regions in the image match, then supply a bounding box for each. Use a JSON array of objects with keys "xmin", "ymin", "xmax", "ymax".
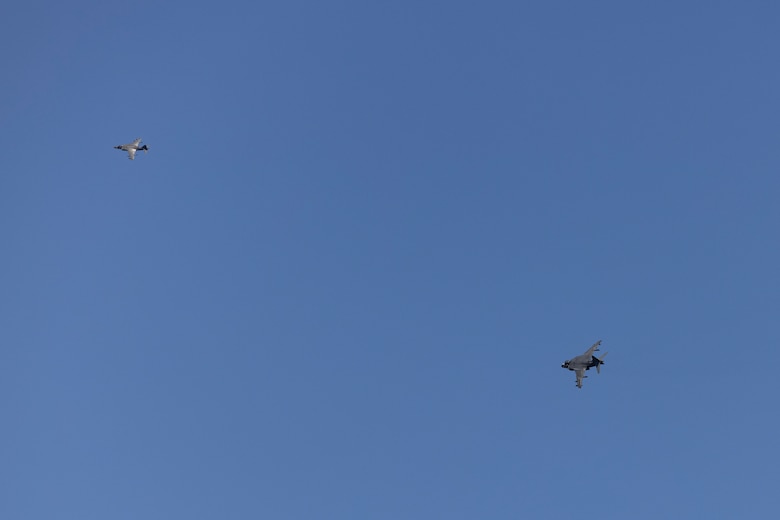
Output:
[{"xmin": 2, "ymin": 1, "xmax": 780, "ymax": 518}]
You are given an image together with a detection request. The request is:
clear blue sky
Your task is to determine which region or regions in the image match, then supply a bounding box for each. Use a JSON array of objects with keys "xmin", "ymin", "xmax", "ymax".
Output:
[{"xmin": 2, "ymin": 1, "xmax": 780, "ymax": 518}]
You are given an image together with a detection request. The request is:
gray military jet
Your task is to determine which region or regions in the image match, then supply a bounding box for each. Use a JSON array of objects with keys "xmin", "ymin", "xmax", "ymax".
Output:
[
  {"xmin": 561, "ymin": 340, "xmax": 608, "ymax": 388},
  {"xmin": 114, "ymin": 137, "xmax": 149, "ymax": 160}
]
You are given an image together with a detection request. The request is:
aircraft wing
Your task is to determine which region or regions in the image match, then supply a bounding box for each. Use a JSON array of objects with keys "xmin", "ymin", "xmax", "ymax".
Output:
[
  {"xmin": 575, "ymin": 368, "xmax": 585, "ymax": 388},
  {"xmin": 127, "ymin": 148, "xmax": 136, "ymax": 160},
  {"xmin": 583, "ymin": 340, "xmax": 602, "ymax": 356},
  {"xmin": 119, "ymin": 138, "xmax": 142, "ymax": 148}
]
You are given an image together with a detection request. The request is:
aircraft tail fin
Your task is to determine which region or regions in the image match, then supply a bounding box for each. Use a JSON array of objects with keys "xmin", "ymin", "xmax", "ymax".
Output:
[{"xmin": 594, "ymin": 351, "xmax": 608, "ymax": 374}]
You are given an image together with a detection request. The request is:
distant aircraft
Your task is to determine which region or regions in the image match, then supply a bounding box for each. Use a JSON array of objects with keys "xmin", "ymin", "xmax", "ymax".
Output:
[
  {"xmin": 561, "ymin": 340, "xmax": 608, "ymax": 388},
  {"xmin": 114, "ymin": 137, "xmax": 149, "ymax": 160}
]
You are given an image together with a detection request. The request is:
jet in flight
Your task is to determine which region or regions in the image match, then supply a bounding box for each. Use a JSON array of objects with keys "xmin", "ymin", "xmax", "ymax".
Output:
[
  {"xmin": 561, "ymin": 340, "xmax": 608, "ymax": 388},
  {"xmin": 114, "ymin": 137, "xmax": 149, "ymax": 160}
]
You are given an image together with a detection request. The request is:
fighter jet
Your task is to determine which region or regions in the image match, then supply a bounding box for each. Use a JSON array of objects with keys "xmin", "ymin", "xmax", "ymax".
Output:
[
  {"xmin": 114, "ymin": 137, "xmax": 149, "ymax": 160},
  {"xmin": 561, "ymin": 340, "xmax": 609, "ymax": 388}
]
